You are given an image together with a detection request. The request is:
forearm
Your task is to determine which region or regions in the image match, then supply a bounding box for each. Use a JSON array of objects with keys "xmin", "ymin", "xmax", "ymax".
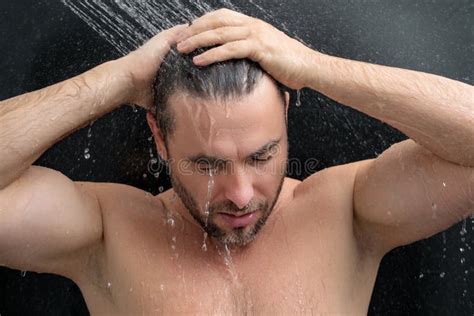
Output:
[
  {"xmin": 308, "ymin": 52, "xmax": 474, "ymax": 167},
  {"xmin": 0, "ymin": 60, "xmax": 131, "ymax": 189}
]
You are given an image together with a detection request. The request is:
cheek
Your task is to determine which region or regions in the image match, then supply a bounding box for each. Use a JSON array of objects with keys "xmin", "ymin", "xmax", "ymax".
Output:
[
  {"xmin": 252, "ymin": 165, "xmax": 285, "ymax": 198},
  {"xmin": 171, "ymin": 164, "xmax": 211, "ymax": 205}
]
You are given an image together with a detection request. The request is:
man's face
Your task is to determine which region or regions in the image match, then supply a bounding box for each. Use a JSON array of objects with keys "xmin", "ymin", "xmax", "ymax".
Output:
[{"xmin": 164, "ymin": 75, "xmax": 288, "ymax": 247}]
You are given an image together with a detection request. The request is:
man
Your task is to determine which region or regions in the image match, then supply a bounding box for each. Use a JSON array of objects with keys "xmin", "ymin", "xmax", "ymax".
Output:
[{"xmin": 0, "ymin": 8, "xmax": 472, "ymax": 315}]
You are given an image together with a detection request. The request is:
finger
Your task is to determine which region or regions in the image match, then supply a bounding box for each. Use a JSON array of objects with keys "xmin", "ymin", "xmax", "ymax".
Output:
[
  {"xmin": 192, "ymin": 40, "xmax": 253, "ymax": 66},
  {"xmin": 178, "ymin": 9, "xmax": 248, "ymax": 42},
  {"xmin": 133, "ymin": 24, "xmax": 188, "ymax": 69},
  {"xmin": 177, "ymin": 26, "xmax": 250, "ymax": 53},
  {"xmin": 158, "ymin": 24, "xmax": 189, "ymax": 45},
  {"xmin": 142, "ymin": 24, "xmax": 188, "ymax": 49}
]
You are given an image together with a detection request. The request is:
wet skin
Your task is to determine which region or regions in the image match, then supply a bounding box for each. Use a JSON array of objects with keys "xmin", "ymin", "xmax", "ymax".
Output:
[{"xmin": 69, "ymin": 75, "xmax": 379, "ymax": 315}]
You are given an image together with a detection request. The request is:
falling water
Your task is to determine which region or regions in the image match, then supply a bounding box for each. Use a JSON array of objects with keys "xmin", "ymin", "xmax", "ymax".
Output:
[
  {"xmin": 204, "ymin": 170, "xmax": 215, "ymax": 227},
  {"xmin": 60, "ymin": 0, "xmax": 308, "ymax": 56},
  {"xmin": 201, "ymin": 170, "xmax": 216, "ymax": 251}
]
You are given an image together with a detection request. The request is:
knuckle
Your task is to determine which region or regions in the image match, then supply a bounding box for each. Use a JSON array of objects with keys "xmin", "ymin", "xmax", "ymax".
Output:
[
  {"xmin": 242, "ymin": 26, "xmax": 251, "ymax": 38},
  {"xmin": 226, "ymin": 42, "xmax": 241, "ymax": 54},
  {"xmin": 253, "ymin": 19, "xmax": 267, "ymax": 31},
  {"xmin": 215, "ymin": 28, "xmax": 225, "ymax": 37}
]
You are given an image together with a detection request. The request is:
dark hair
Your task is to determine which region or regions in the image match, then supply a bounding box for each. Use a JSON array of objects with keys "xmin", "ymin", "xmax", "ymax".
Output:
[{"xmin": 152, "ymin": 46, "xmax": 287, "ymax": 141}]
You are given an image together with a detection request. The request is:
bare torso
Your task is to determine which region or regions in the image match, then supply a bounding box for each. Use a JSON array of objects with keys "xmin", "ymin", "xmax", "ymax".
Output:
[{"xmin": 71, "ymin": 164, "xmax": 381, "ymax": 315}]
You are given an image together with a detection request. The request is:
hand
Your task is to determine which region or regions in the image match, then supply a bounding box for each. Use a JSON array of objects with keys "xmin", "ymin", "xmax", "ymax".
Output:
[
  {"xmin": 116, "ymin": 24, "xmax": 187, "ymax": 110},
  {"xmin": 176, "ymin": 8, "xmax": 320, "ymax": 90}
]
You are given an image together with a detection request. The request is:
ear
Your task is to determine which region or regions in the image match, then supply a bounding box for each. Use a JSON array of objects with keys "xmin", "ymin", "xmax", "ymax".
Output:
[{"xmin": 146, "ymin": 111, "xmax": 169, "ymax": 161}]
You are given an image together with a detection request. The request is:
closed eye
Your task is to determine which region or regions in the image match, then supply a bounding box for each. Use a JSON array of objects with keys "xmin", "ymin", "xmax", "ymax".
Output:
[{"xmin": 249, "ymin": 155, "xmax": 273, "ymax": 163}]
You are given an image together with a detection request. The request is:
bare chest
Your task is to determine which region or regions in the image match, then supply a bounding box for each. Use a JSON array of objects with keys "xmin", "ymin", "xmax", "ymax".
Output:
[{"xmin": 84, "ymin": 223, "xmax": 372, "ymax": 315}]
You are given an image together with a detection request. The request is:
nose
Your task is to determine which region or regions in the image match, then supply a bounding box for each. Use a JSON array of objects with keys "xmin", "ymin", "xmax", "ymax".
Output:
[{"xmin": 223, "ymin": 167, "xmax": 254, "ymax": 210}]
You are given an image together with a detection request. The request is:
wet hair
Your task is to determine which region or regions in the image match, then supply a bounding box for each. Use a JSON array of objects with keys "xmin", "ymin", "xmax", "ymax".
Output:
[{"xmin": 152, "ymin": 46, "xmax": 287, "ymax": 141}]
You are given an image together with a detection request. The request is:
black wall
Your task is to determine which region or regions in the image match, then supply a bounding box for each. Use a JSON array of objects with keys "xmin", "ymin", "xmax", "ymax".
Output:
[{"xmin": 0, "ymin": 1, "xmax": 472, "ymax": 315}]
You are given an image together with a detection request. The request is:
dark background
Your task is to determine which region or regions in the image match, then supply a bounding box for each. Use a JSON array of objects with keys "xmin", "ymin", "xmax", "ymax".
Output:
[{"xmin": 0, "ymin": 0, "xmax": 472, "ymax": 315}]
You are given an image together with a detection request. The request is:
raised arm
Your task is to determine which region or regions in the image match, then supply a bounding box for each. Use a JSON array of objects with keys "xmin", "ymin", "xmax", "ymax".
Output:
[
  {"xmin": 176, "ymin": 9, "xmax": 474, "ymax": 252},
  {"xmin": 0, "ymin": 25, "xmax": 185, "ymax": 276}
]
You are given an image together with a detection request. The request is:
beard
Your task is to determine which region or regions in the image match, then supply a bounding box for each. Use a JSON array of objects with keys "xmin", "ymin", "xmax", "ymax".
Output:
[{"xmin": 169, "ymin": 170, "xmax": 286, "ymax": 247}]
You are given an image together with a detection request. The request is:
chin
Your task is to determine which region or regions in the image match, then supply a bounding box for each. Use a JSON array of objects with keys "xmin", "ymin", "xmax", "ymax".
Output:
[
  {"xmin": 220, "ymin": 227, "xmax": 258, "ymax": 247},
  {"xmin": 208, "ymin": 217, "xmax": 266, "ymax": 248}
]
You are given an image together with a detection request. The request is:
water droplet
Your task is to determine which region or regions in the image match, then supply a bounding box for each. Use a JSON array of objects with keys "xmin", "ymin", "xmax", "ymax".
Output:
[
  {"xmin": 442, "ymin": 182, "xmax": 446, "ymax": 187},
  {"xmin": 107, "ymin": 282, "xmax": 112, "ymax": 289},
  {"xmin": 418, "ymin": 273, "xmax": 424, "ymax": 279},
  {"xmin": 439, "ymin": 272, "xmax": 445, "ymax": 278},
  {"xmin": 295, "ymin": 90, "xmax": 302, "ymax": 107},
  {"xmin": 84, "ymin": 153, "xmax": 91, "ymax": 160},
  {"xmin": 158, "ymin": 186, "xmax": 164, "ymax": 192},
  {"xmin": 20, "ymin": 270, "xmax": 27, "ymax": 277},
  {"xmin": 154, "ymin": 172, "xmax": 160, "ymax": 178},
  {"xmin": 131, "ymin": 104, "xmax": 138, "ymax": 112},
  {"xmin": 460, "ymin": 257, "xmax": 466, "ymax": 264},
  {"xmin": 202, "ymin": 233, "xmax": 208, "ymax": 252},
  {"xmin": 143, "ymin": 173, "xmax": 147, "ymax": 178},
  {"xmin": 160, "ymin": 284, "xmax": 164, "ymax": 291},
  {"xmin": 460, "ymin": 220, "xmax": 467, "ymax": 235},
  {"xmin": 460, "ymin": 247, "xmax": 465, "ymax": 253}
]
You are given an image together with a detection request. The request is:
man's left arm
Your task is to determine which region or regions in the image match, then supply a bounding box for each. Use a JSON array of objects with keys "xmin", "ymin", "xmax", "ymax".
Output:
[
  {"xmin": 309, "ymin": 55, "xmax": 474, "ymax": 251},
  {"xmin": 177, "ymin": 8, "xmax": 474, "ymax": 251}
]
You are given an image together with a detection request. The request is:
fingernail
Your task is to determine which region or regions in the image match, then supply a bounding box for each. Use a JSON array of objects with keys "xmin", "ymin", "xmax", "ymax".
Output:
[{"xmin": 193, "ymin": 55, "xmax": 203, "ymax": 64}]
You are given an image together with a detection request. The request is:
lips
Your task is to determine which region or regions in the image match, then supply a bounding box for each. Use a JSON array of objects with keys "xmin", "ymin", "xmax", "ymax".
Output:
[{"xmin": 219, "ymin": 211, "xmax": 257, "ymax": 228}]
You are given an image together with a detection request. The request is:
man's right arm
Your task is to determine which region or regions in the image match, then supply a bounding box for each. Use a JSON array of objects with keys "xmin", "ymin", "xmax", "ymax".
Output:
[
  {"xmin": 0, "ymin": 24, "xmax": 187, "ymax": 277},
  {"xmin": 0, "ymin": 61, "xmax": 130, "ymax": 277}
]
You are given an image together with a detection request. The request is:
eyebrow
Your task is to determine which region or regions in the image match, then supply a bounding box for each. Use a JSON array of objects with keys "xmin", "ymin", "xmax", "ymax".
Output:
[{"xmin": 188, "ymin": 138, "xmax": 281, "ymax": 164}]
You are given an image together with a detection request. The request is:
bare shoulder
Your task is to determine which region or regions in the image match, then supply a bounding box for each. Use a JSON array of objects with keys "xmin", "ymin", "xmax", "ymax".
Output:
[
  {"xmin": 85, "ymin": 182, "xmax": 165, "ymax": 223},
  {"xmin": 293, "ymin": 159, "xmax": 372, "ymax": 200},
  {"xmin": 290, "ymin": 159, "xmax": 377, "ymax": 251}
]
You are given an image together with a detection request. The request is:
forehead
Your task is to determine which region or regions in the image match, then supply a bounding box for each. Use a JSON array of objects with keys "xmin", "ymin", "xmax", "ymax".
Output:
[{"xmin": 168, "ymin": 75, "xmax": 286, "ymax": 159}]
